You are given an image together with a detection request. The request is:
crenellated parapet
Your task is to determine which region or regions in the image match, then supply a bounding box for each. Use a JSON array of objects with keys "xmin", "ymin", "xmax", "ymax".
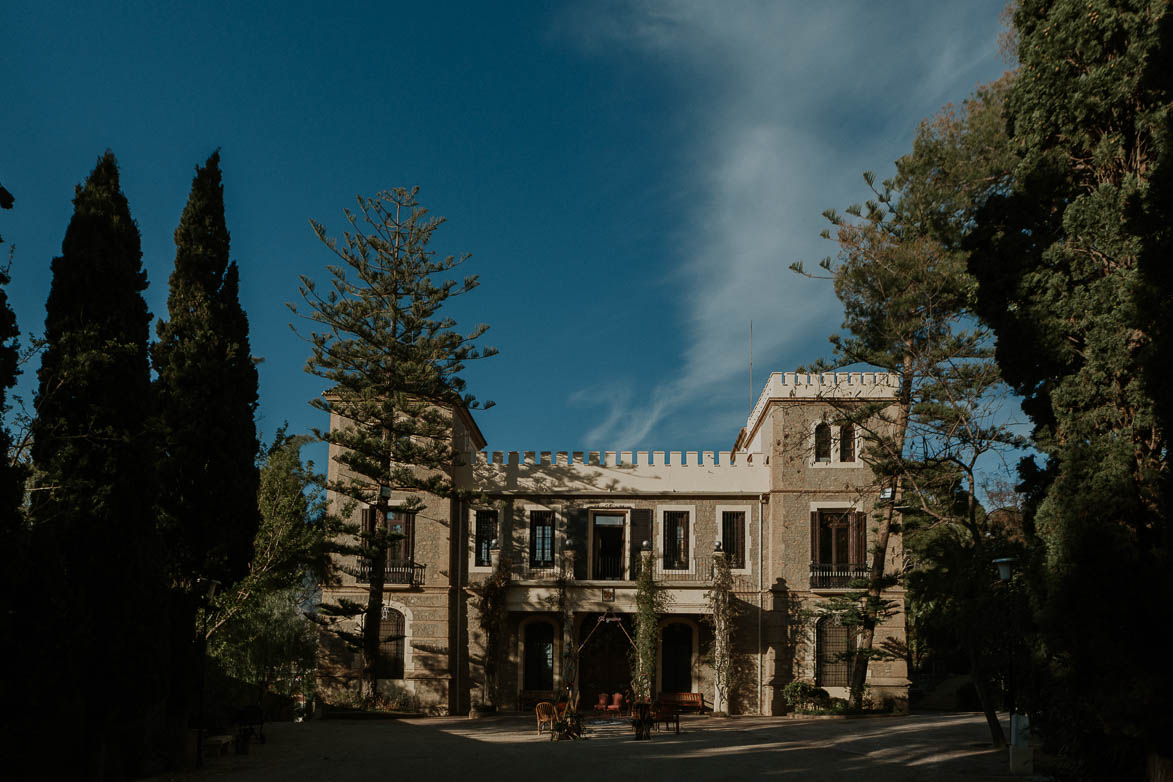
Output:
[
  {"xmin": 459, "ymin": 449, "xmax": 767, "ymax": 494},
  {"xmin": 473, "ymin": 450, "xmax": 756, "ymax": 467},
  {"xmin": 744, "ymin": 371, "xmax": 899, "ymax": 442}
]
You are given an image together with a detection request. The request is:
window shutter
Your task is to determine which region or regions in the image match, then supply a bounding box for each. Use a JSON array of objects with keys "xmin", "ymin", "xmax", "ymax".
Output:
[
  {"xmin": 568, "ymin": 508, "xmax": 588, "ymax": 580},
  {"xmin": 851, "ymin": 512, "xmax": 867, "ymax": 566},
  {"xmin": 663, "ymin": 513, "xmax": 672, "ymax": 564},
  {"xmin": 810, "ymin": 511, "xmax": 819, "ymax": 564},
  {"xmin": 361, "ymin": 506, "xmax": 375, "ymax": 538},
  {"xmin": 681, "ymin": 513, "xmax": 689, "ymax": 563}
]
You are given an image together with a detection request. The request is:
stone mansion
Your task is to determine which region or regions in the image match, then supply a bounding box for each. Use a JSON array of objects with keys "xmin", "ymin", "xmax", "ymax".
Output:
[{"xmin": 317, "ymin": 371, "xmax": 908, "ymax": 716}]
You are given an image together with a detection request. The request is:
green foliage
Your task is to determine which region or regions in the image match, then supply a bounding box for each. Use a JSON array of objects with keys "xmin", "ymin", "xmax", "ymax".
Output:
[
  {"xmin": 208, "ymin": 428, "xmax": 329, "ymax": 640},
  {"xmin": 781, "ymin": 680, "xmax": 830, "ymax": 712},
  {"xmin": 293, "ymin": 187, "xmax": 496, "ymax": 702},
  {"xmin": 153, "ymin": 150, "xmax": 260, "ymax": 592},
  {"xmin": 795, "ymin": 73, "xmax": 1023, "ymax": 720},
  {"xmin": 25, "ymin": 151, "xmax": 167, "ymax": 774},
  {"xmin": 208, "ymin": 588, "xmax": 317, "ymax": 698},
  {"xmin": 551, "ymin": 709, "xmax": 586, "ymax": 740},
  {"xmin": 471, "ymin": 555, "xmax": 511, "ymax": 707},
  {"xmin": 704, "ymin": 551, "xmax": 736, "ymax": 712},
  {"xmin": 0, "ymin": 187, "xmax": 22, "ymax": 522},
  {"xmin": 964, "ymin": 1, "xmax": 1173, "ymax": 772},
  {"xmin": 631, "ymin": 552, "xmax": 665, "ymax": 700}
]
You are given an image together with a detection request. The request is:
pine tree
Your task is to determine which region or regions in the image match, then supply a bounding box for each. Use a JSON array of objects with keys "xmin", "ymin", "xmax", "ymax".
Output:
[
  {"xmin": 292, "ymin": 186, "xmax": 496, "ymax": 702},
  {"xmin": 792, "ymin": 76, "xmax": 1022, "ymax": 734},
  {"xmin": 29, "ymin": 151, "xmax": 166, "ymax": 776},
  {"xmin": 966, "ymin": 1, "xmax": 1173, "ymax": 773}
]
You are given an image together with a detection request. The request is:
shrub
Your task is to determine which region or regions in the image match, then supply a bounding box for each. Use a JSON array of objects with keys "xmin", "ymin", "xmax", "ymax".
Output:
[{"xmin": 782, "ymin": 680, "xmax": 830, "ymax": 712}]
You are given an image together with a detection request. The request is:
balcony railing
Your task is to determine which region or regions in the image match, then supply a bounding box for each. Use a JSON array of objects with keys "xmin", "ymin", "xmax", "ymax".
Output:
[
  {"xmin": 592, "ymin": 552, "xmax": 625, "ymax": 581},
  {"xmin": 357, "ymin": 560, "xmax": 426, "ymax": 587},
  {"xmin": 809, "ymin": 562, "xmax": 868, "ymax": 589},
  {"xmin": 512, "ymin": 561, "xmax": 563, "ymax": 581}
]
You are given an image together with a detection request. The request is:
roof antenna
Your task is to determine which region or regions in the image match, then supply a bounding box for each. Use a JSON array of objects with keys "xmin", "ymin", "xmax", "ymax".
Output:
[{"xmin": 749, "ymin": 320, "xmax": 753, "ymax": 413}]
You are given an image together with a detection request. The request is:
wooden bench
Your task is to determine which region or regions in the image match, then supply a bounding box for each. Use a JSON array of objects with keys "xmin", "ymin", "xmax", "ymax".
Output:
[{"xmin": 658, "ymin": 692, "xmax": 707, "ymax": 714}]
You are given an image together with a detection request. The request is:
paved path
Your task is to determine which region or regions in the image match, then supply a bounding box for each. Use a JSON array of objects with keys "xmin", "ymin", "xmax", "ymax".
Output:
[{"xmin": 165, "ymin": 711, "xmax": 1022, "ymax": 781}]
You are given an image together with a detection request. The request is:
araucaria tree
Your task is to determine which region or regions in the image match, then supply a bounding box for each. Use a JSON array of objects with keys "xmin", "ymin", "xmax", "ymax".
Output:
[
  {"xmin": 292, "ymin": 187, "xmax": 496, "ymax": 703},
  {"xmin": 791, "ymin": 75, "xmax": 1022, "ymax": 729},
  {"xmin": 967, "ymin": 1, "xmax": 1172, "ymax": 773},
  {"xmin": 28, "ymin": 152, "xmax": 167, "ymax": 775}
]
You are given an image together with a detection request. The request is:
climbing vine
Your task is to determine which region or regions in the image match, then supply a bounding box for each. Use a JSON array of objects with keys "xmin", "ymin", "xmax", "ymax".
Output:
[
  {"xmin": 705, "ymin": 550, "xmax": 737, "ymax": 713},
  {"xmin": 631, "ymin": 551, "xmax": 666, "ymax": 700},
  {"xmin": 473, "ymin": 555, "xmax": 511, "ymax": 707}
]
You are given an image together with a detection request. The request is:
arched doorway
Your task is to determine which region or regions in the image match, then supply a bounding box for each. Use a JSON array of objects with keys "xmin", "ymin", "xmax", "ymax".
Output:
[
  {"xmin": 577, "ymin": 613, "xmax": 633, "ymax": 703},
  {"xmin": 660, "ymin": 622, "xmax": 693, "ymax": 693}
]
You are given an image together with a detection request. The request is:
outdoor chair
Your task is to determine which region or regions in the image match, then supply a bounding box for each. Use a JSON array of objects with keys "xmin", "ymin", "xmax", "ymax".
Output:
[
  {"xmin": 595, "ymin": 693, "xmax": 610, "ymax": 712},
  {"xmin": 535, "ymin": 701, "xmax": 558, "ymax": 734},
  {"xmin": 607, "ymin": 692, "xmax": 625, "ymax": 715}
]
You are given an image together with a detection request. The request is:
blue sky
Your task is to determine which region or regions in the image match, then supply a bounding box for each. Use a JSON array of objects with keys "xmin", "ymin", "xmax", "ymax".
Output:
[{"xmin": 2, "ymin": 1, "xmax": 1011, "ymax": 467}]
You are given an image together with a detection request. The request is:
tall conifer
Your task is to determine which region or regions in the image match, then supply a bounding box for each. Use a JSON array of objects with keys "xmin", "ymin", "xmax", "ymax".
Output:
[
  {"xmin": 292, "ymin": 186, "xmax": 495, "ymax": 702},
  {"xmin": 0, "ymin": 180, "xmax": 21, "ymax": 522},
  {"xmin": 154, "ymin": 151, "xmax": 259, "ymax": 592},
  {"xmin": 29, "ymin": 151, "xmax": 165, "ymax": 776},
  {"xmin": 152, "ymin": 152, "xmax": 259, "ymax": 762}
]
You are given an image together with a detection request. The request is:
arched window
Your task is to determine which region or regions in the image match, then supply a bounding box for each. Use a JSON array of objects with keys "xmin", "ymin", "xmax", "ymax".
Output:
[
  {"xmin": 524, "ymin": 622, "xmax": 555, "ymax": 691},
  {"xmin": 377, "ymin": 607, "xmax": 405, "ymax": 679},
  {"xmin": 815, "ymin": 615, "xmax": 853, "ymax": 687},
  {"xmin": 839, "ymin": 424, "xmax": 855, "ymax": 462},
  {"xmin": 814, "ymin": 423, "xmax": 832, "ymax": 462}
]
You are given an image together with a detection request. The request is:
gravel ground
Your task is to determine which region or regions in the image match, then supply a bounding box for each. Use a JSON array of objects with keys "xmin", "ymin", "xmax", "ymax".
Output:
[{"xmin": 159, "ymin": 711, "xmax": 1032, "ymax": 781}]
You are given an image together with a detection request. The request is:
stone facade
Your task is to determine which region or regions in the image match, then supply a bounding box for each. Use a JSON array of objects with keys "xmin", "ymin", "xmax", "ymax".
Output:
[{"xmin": 318, "ymin": 372, "xmax": 909, "ymax": 715}]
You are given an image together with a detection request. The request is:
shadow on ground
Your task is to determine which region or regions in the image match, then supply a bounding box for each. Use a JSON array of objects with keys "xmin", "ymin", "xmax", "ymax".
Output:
[{"xmin": 158, "ymin": 711, "xmax": 1013, "ymax": 781}]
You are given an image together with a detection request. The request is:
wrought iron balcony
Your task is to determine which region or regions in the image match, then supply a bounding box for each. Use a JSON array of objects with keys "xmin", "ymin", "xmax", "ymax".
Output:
[
  {"xmin": 809, "ymin": 562, "xmax": 869, "ymax": 589},
  {"xmin": 511, "ymin": 561, "xmax": 563, "ymax": 581},
  {"xmin": 357, "ymin": 560, "xmax": 426, "ymax": 587}
]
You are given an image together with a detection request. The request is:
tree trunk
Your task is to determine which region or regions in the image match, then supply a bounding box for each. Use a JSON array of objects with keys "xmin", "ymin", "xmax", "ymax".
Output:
[
  {"xmin": 967, "ymin": 637, "xmax": 1006, "ymax": 748},
  {"xmin": 848, "ymin": 355, "xmax": 913, "ymax": 709},
  {"xmin": 360, "ymin": 537, "xmax": 387, "ymax": 706}
]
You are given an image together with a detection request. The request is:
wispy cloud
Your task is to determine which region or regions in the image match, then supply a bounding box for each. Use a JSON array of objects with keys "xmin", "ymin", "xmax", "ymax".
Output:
[{"xmin": 559, "ymin": 1, "xmax": 1006, "ymax": 449}]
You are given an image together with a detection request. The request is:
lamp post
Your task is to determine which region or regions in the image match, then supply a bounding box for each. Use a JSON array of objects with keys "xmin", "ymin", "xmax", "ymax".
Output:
[
  {"xmin": 993, "ymin": 557, "xmax": 1031, "ymax": 775},
  {"xmin": 195, "ymin": 577, "xmax": 220, "ymax": 768}
]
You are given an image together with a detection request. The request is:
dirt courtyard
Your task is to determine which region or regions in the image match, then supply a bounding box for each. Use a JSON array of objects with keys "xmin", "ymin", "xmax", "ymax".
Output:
[{"xmin": 165, "ymin": 711, "xmax": 1024, "ymax": 781}]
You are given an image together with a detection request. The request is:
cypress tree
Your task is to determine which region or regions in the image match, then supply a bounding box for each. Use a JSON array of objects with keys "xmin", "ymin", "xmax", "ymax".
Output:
[
  {"xmin": 1, "ymin": 180, "xmax": 22, "ymax": 523},
  {"xmin": 152, "ymin": 151, "xmax": 259, "ymax": 762},
  {"xmin": 29, "ymin": 151, "xmax": 165, "ymax": 777},
  {"xmin": 153, "ymin": 151, "xmax": 260, "ymax": 592}
]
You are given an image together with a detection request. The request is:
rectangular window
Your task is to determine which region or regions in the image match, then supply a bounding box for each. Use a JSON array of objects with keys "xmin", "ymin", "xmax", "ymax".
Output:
[
  {"xmin": 721, "ymin": 511, "xmax": 746, "ymax": 569},
  {"xmin": 839, "ymin": 424, "xmax": 855, "ymax": 462},
  {"xmin": 386, "ymin": 510, "xmax": 414, "ymax": 565},
  {"xmin": 529, "ymin": 510, "xmax": 554, "ymax": 568},
  {"xmin": 816, "ymin": 510, "xmax": 851, "ymax": 565},
  {"xmin": 663, "ymin": 511, "xmax": 689, "ymax": 570},
  {"xmin": 810, "ymin": 509, "xmax": 867, "ymax": 588},
  {"xmin": 475, "ymin": 510, "xmax": 497, "ymax": 568}
]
